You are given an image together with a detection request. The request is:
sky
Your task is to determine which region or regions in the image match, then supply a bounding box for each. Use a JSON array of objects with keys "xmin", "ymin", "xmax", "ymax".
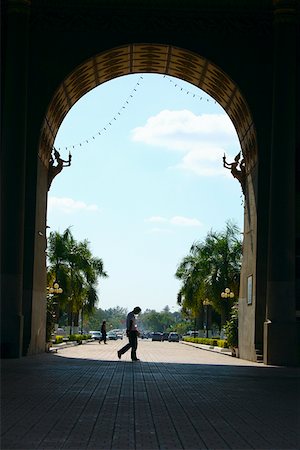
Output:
[{"xmin": 48, "ymin": 74, "xmax": 243, "ymax": 313}]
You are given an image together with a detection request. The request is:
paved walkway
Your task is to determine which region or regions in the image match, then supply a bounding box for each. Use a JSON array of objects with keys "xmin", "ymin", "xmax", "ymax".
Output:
[{"xmin": 1, "ymin": 340, "xmax": 299, "ymax": 450}]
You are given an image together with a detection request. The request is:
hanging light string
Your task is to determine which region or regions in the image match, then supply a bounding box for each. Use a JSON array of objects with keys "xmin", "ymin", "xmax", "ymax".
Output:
[
  {"xmin": 56, "ymin": 74, "xmax": 218, "ymax": 153},
  {"xmin": 57, "ymin": 76, "xmax": 144, "ymax": 152},
  {"xmin": 163, "ymin": 75, "xmax": 217, "ymax": 104}
]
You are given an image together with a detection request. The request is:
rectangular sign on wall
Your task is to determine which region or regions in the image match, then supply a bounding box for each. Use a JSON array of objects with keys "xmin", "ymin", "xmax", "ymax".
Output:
[{"xmin": 247, "ymin": 275, "xmax": 253, "ymax": 305}]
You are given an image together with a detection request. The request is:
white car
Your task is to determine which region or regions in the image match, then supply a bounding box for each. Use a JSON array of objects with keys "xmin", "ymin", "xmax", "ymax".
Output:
[
  {"xmin": 89, "ymin": 331, "xmax": 102, "ymax": 341},
  {"xmin": 107, "ymin": 331, "xmax": 118, "ymax": 340}
]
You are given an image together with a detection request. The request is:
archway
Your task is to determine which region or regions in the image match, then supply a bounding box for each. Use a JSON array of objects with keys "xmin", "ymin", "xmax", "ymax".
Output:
[
  {"xmin": 40, "ymin": 44, "xmax": 257, "ymax": 170},
  {"xmin": 32, "ymin": 44, "xmax": 259, "ymax": 362},
  {"xmin": 2, "ymin": 0, "xmax": 298, "ymax": 366}
]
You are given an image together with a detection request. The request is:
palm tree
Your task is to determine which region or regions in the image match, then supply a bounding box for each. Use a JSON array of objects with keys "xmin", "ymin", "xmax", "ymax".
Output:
[
  {"xmin": 175, "ymin": 220, "xmax": 242, "ymax": 326},
  {"xmin": 47, "ymin": 227, "xmax": 108, "ymax": 332}
]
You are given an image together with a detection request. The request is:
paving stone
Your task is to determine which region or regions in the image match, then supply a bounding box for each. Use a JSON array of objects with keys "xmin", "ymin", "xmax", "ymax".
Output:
[{"xmin": 1, "ymin": 340, "xmax": 299, "ymax": 450}]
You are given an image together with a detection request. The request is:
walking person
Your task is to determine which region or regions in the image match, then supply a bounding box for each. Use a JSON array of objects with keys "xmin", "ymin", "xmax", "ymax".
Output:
[
  {"xmin": 117, "ymin": 307, "xmax": 141, "ymax": 361},
  {"xmin": 100, "ymin": 320, "xmax": 107, "ymax": 344}
]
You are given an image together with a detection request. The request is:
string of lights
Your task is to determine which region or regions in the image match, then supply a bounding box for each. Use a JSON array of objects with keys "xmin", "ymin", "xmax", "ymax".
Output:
[
  {"xmin": 163, "ymin": 75, "xmax": 217, "ymax": 104},
  {"xmin": 56, "ymin": 75, "xmax": 217, "ymax": 152},
  {"xmin": 57, "ymin": 76, "xmax": 144, "ymax": 152}
]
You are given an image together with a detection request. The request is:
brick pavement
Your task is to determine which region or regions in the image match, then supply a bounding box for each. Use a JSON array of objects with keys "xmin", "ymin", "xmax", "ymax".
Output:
[{"xmin": 1, "ymin": 340, "xmax": 299, "ymax": 450}]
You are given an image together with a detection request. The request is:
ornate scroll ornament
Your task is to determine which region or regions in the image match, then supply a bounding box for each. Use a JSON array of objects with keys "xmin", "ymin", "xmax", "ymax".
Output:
[
  {"xmin": 48, "ymin": 148, "xmax": 72, "ymax": 190},
  {"xmin": 223, "ymin": 152, "xmax": 246, "ymax": 196}
]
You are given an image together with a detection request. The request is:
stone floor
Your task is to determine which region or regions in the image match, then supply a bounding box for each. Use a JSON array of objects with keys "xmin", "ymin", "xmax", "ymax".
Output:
[{"xmin": 1, "ymin": 339, "xmax": 299, "ymax": 450}]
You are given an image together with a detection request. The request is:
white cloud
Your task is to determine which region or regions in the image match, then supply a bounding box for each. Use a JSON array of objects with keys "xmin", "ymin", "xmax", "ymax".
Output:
[
  {"xmin": 145, "ymin": 216, "xmax": 168, "ymax": 223},
  {"xmin": 131, "ymin": 110, "xmax": 239, "ymax": 176},
  {"xmin": 132, "ymin": 110, "xmax": 237, "ymax": 150},
  {"xmin": 145, "ymin": 215, "xmax": 202, "ymax": 227},
  {"xmin": 48, "ymin": 196, "xmax": 100, "ymax": 214},
  {"xmin": 169, "ymin": 216, "xmax": 202, "ymax": 226},
  {"xmin": 175, "ymin": 146, "xmax": 228, "ymax": 176}
]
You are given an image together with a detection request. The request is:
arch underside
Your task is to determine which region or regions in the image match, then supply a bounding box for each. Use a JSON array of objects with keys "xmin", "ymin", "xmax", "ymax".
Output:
[{"xmin": 40, "ymin": 44, "xmax": 257, "ymax": 169}]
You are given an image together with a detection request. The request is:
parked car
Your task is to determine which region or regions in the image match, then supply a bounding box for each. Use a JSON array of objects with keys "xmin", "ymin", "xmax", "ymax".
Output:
[
  {"xmin": 162, "ymin": 332, "xmax": 169, "ymax": 341},
  {"xmin": 55, "ymin": 327, "xmax": 67, "ymax": 336},
  {"xmin": 112, "ymin": 329, "xmax": 124, "ymax": 339},
  {"xmin": 107, "ymin": 331, "xmax": 118, "ymax": 340},
  {"xmin": 89, "ymin": 331, "xmax": 102, "ymax": 341},
  {"xmin": 152, "ymin": 332, "xmax": 163, "ymax": 341},
  {"xmin": 168, "ymin": 332, "xmax": 180, "ymax": 342}
]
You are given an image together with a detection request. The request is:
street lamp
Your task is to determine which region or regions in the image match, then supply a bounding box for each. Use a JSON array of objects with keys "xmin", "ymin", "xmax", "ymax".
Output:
[
  {"xmin": 221, "ymin": 287, "xmax": 234, "ymax": 299},
  {"xmin": 48, "ymin": 282, "xmax": 63, "ymax": 295},
  {"xmin": 203, "ymin": 299, "xmax": 211, "ymax": 338},
  {"xmin": 220, "ymin": 288, "xmax": 235, "ymax": 336},
  {"xmin": 47, "ymin": 282, "xmax": 63, "ymax": 327}
]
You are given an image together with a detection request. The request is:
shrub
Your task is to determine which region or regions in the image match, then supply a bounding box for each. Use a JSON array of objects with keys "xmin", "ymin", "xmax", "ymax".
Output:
[
  {"xmin": 183, "ymin": 337, "xmax": 228, "ymax": 347},
  {"xmin": 69, "ymin": 334, "xmax": 83, "ymax": 343},
  {"xmin": 80, "ymin": 334, "xmax": 90, "ymax": 340},
  {"xmin": 217, "ymin": 339, "xmax": 229, "ymax": 348},
  {"xmin": 223, "ymin": 303, "xmax": 238, "ymax": 348},
  {"xmin": 55, "ymin": 335, "xmax": 64, "ymax": 344}
]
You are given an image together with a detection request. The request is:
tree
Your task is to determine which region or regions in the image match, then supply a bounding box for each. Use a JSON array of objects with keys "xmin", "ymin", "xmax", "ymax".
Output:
[
  {"xmin": 84, "ymin": 306, "xmax": 128, "ymax": 331},
  {"xmin": 139, "ymin": 308, "xmax": 176, "ymax": 332},
  {"xmin": 175, "ymin": 220, "xmax": 242, "ymax": 326},
  {"xmin": 47, "ymin": 227, "xmax": 108, "ymax": 332}
]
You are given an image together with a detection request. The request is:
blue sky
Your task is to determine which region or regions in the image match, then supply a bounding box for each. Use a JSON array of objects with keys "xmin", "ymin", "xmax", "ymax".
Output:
[{"xmin": 48, "ymin": 74, "xmax": 243, "ymax": 313}]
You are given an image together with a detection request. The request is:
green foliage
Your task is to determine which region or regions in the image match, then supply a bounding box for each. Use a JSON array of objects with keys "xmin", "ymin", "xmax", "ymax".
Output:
[
  {"xmin": 84, "ymin": 306, "xmax": 185, "ymax": 334},
  {"xmin": 223, "ymin": 303, "xmax": 238, "ymax": 348},
  {"xmin": 69, "ymin": 334, "xmax": 86, "ymax": 343},
  {"xmin": 85, "ymin": 306, "xmax": 128, "ymax": 331},
  {"xmin": 184, "ymin": 337, "xmax": 218, "ymax": 346},
  {"xmin": 183, "ymin": 337, "xmax": 229, "ymax": 348},
  {"xmin": 175, "ymin": 220, "xmax": 242, "ymax": 325},
  {"xmin": 172, "ymin": 321, "xmax": 192, "ymax": 336},
  {"xmin": 139, "ymin": 309, "xmax": 175, "ymax": 332},
  {"xmin": 216, "ymin": 339, "xmax": 228, "ymax": 348},
  {"xmin": 47, "ymin": 227, "xmax": 108, "ymax": 331},
  {"xmin": 46, "ymin": 295, "xmax": 56, "ymax": 342}
]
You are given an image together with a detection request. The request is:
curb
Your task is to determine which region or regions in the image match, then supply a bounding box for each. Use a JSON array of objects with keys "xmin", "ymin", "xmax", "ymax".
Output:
[
  {"xmin": 48, "ymin": 339, "xmax": 93, "ymax": 352},
  {"xmin": 181, "ymin": 340, "xmax": 233, "ymax": 356}
]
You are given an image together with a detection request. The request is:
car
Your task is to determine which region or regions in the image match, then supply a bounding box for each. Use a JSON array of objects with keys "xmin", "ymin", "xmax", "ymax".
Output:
[
  {"xmin": 162, "ymin": 332, "xmax": 169, "ymax": 341},
  {"xmin": 152, "ymin": 332, "xmax": 163, "ymax": 341},
  {"xmin": 55, "ymin": 327, "xmax": 67, "ymax": 336},
  {"xmin": 139, "ymin": 332, "xmax": 149, "ymax": 339},
  {"xmin": 168, "ymin": 332, "xmax": 180, "ymax": 342},
  {"xmin": 107, "ymin": 331, "xmax": 118, "ymax": 340},
  {"xmin": 89, "ymin": 331, "xmax": 102, "ymax": 341},
  {"xmin": 112, "ymin": 329, "xmax": 124, "ymax": 339}
]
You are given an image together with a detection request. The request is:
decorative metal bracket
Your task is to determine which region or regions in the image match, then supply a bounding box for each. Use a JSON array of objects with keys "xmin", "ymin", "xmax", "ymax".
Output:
[
  {"xmin": 48, "ymin": 148, "xmax": 72, "ymax": 190},
  {"xmin": 223, "ymin": 152, "xmax": 246, "ymax": 196}
]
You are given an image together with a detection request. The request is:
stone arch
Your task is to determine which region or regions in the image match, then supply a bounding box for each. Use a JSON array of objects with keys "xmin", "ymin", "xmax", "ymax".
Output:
[
  {"xmin": 36, "ymin": 43, "xmax": 258, "ymax": 362},
  {"xmin": 39, "ymin": 44, "xmax": 257, "ymax": 171}
]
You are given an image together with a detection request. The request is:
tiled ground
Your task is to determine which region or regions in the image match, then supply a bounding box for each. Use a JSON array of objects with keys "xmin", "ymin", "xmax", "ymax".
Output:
[{"xmin": 1, "ymin": 340, "xmax": 299, "ymax": 450}]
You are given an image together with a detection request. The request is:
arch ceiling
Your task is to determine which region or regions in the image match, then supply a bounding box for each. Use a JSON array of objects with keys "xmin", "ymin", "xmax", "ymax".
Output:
[{"xmin": 40, "ymin": 44, "xmax": 257, "ymax": 170}]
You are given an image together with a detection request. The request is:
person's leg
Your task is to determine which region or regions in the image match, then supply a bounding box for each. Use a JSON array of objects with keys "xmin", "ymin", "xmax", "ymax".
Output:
[
  {"xmin": 130, "ymin": 332, "xmax": 138, "ymax": 360},
  {"xmin": 117, "ymin": 338, "xmax": 131, "ymax": 358}
]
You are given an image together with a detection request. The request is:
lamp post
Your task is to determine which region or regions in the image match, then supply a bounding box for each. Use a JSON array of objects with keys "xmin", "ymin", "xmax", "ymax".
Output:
[
  {"xmin": 203, "ymin": 299, "xmax": 211, "ymax": 338},
  {"xmin": 48, "ymin": 282, "xmax": 63, "ymax": 295},
  {"xmin": 221, "ymin": 287, "xmax": 234, "ymax": 299},
  {"xmin": 47, "ymin": 282, "xmax": 63, "ymax": 326},
  {"xmin": 220, "ymin": 288, "xmax": 234, "ymax": 334}
]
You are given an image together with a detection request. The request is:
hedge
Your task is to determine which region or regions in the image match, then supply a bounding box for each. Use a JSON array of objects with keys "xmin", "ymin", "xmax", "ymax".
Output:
[
  {"xmin": 69, "ymin": 334, "xmax": 90, "ymax": 343},
  {"xmin": 183, "ymin": 337, "xmax": 229, "ymax": 348}
]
